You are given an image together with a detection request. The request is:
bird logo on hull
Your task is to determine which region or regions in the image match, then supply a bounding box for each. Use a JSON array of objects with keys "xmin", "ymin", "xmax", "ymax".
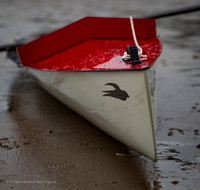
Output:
[{"xmin": 102, "ymin": 83, "xmax": 129, "ymax": 101}]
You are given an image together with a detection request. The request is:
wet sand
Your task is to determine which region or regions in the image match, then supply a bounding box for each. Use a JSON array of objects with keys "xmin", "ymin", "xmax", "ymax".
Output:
[{"xmin": 0, "ymin": 0, "xmax": 200, "ymax": 189}]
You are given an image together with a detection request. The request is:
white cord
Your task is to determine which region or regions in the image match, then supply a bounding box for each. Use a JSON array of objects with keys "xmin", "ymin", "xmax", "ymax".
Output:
[
  {"xmin": 122, "ymin": 16, "xmax": 147, "ymax": 60},
  {"xmin": 130, "ymin": 16, "xmax": 143, "ymax": 55}
]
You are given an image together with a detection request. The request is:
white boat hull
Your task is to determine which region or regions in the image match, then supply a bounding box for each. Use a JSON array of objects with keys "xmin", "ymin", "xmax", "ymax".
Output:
[{"xmin": 29, "ymin": 67, "xmax": 157, "ymax": 160}]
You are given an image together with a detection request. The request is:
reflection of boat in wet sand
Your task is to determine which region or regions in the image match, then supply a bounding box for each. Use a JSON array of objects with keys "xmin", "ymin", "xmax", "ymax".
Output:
[{"xmin": 16, "ymin": 17, "xmax": 162, "ymax": 160}]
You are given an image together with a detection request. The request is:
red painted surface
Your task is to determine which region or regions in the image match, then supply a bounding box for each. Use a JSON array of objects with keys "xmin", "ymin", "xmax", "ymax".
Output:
[{"xmin": 17, "ymin": 17, "xmax": 162, "ymax": 71}]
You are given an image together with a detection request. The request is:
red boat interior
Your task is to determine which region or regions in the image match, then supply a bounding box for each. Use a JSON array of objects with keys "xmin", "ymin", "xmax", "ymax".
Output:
[{"xmin": 17, "ymin": 17, "xmax": 162, "ymax": 71}]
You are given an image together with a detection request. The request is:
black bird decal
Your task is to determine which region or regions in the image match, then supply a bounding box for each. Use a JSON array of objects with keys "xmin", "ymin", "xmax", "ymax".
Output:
[{"xmin": 102, "ymin": 83, "xmax": 129, "ymax": 101}]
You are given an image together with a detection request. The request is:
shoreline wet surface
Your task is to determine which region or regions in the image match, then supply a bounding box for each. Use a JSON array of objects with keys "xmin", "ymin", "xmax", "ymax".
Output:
[{"xmin": 0, "ymin": 0, "xmax": 200, "ymax": 189}]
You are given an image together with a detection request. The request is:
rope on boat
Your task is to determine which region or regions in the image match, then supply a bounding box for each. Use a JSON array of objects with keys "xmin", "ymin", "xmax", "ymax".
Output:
[{"xmin": 122, "ymin": 16, "xmax": 147, "ymax": 61}]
